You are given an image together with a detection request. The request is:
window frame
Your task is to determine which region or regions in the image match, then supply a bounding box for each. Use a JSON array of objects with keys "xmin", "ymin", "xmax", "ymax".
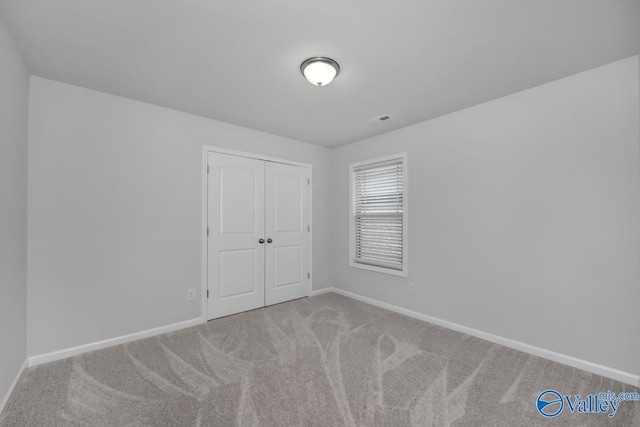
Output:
[{"xmin": 349, "ymin": 152, "xmax": 408, "ymax": 277}]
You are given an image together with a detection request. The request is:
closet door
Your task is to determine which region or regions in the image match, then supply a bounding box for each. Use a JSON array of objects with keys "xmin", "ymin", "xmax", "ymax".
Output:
[
  {"xmin": 264, "ymin": 162, "xmax": 310, "ymax": 305},
  {"xmin": 207, "ymin": 153, "xmax": 265, "ymax": 320}
]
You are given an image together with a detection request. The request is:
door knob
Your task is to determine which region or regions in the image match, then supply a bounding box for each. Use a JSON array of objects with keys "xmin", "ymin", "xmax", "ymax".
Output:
[
  {"xmin": 267, "ymin": 238, "xmax": 273, "ymax": 243},
  {"xmin": 259, "ymin": 238, "xmax": 265, "ymax": 244}
]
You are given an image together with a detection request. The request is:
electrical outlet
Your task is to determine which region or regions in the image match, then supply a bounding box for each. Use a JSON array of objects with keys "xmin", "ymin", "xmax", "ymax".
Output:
[
  {"xmin": 408, "ymin": 282, "xmax": 415, "ymax": 294},
  {"xmin": 188, "ymin": 288, "xmax": 196, "ymax": 300}
]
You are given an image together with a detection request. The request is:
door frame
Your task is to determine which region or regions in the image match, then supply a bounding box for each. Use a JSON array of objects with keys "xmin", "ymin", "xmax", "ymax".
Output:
[{"xmin": 201, "ymin": 145, "xmax": 313, "ymax": 322}]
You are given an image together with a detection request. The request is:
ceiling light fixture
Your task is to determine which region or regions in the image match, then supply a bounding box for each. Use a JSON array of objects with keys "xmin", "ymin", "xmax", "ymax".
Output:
[{"xmin": 300, "ymin": 57, "xmax": 340, "ymax": 87}]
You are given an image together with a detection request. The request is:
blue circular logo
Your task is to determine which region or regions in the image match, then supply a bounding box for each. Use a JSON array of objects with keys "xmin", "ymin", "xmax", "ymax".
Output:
[{"xmin": 537, "ymin": 390, "xmax": 564, "ymax": 417}]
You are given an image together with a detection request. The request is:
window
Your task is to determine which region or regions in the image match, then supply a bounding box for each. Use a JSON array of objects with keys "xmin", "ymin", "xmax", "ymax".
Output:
[{"xmin": 349, "ymin": 153, "xmax": 407, "ymax": 276}]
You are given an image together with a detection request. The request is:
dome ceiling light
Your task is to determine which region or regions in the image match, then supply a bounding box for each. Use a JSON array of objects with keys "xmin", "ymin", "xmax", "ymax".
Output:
[{"xmin": 300, "ymin": 57, "xmax": 340, "ymax": 87}]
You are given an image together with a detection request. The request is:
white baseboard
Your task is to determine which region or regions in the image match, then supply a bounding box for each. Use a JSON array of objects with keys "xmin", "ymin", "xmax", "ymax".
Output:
[
  {"xmin": 28, "ymin": 317, "xmax": 204, "ymax": 367},
  {"xmin": 22, "ymin": 291, "xmax": 640, "ymax": 388},
  {"xmin": 0, "ymin": 359, "xmax": 28, "ymax": 415},
  {"xmin": 314, "ymin": 287, "xmax": 640, "ymax": 387},
  {"xmin": 311, "ymin": 287, "xmax": 334, "ymax": 297}
]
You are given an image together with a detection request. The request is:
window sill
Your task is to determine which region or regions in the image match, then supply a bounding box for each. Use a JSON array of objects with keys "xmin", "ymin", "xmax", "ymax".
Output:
[{"xmin": 349, "ymin": 261, "xmax": 408, "ymax": 277}]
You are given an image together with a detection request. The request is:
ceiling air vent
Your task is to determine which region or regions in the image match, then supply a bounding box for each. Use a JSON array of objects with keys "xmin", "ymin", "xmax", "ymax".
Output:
[{"xmin": 367, "ymin": 114, "xmax": 393, "ymax": 123}]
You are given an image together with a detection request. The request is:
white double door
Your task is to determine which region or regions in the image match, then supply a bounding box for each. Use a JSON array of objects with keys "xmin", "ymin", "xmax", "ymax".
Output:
[{"xmin": 207, "ymin": 152, "xmax": 310, "ymax": 320}]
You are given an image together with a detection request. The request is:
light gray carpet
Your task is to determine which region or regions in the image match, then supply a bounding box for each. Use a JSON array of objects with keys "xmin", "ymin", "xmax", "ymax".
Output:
[{"xmin": 1, "ymin": 293, "xmax": 638, "ymax": 426}]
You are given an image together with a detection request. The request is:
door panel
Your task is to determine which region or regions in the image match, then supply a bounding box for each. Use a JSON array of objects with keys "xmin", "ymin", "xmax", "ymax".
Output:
[
  {"xmin": 274, "ymin": 245, "xmax": 301, "ymax": 288},
  {"xmin": 219, "ymin": 167, "xmax": 257, "ymax": 234},
  {"xmin": 219, "ymin": 249, "xmax": 256, "ymax": 297},
  {"xmin": 208, "ymin": 153, "xmax": 265, "ymax": 320},
  {"xmin": 274, "ymin": 173, "xmax": 301, "ymax": 232},
  {"xmin": 265, "ymin": 162, "xmax": 310, "ymax": 305}
]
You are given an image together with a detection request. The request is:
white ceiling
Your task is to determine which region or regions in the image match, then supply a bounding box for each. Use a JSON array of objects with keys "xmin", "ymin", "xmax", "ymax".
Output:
[{"xmin": 1, "ymin": 1, "xmax": 638, "ymax": 147}]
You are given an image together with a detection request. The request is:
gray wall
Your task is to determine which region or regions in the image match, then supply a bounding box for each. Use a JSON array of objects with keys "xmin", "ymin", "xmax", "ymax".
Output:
[
  {"xmin": 27, "ymin": 77, "xmax": 331, "ymax": 356},
  {"xmin": 330, "ymin": 56, "xmax": 640, "ymax": 376},
  {"xmin": 20, "ymin": 52, "xmax": 640, "ymax": 379},
  {"xmin": 0, "ymin": 16, "xmax": 29, "ymax": 404}
]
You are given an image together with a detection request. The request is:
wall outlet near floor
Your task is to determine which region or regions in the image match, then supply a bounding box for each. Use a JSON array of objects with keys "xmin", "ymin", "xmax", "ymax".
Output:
[
  {"xmin": 188, "ymin": 288, "xmax": 196, "ymax": 300},
  {"xmin": 408, "ymin": 282, "xmax": 415, "ymax": 294}
]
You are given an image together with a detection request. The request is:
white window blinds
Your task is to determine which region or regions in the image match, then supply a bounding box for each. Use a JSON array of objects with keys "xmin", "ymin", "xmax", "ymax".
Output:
[{"xmin": 353, "ymin": 158, "xmax": 404, "ymax": 270}]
